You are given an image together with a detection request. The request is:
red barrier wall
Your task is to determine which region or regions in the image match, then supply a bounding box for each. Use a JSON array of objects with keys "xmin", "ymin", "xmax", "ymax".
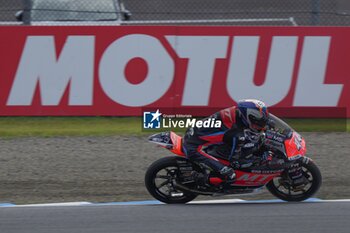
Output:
[{"xmin": 0, "ymin": 26, "xmax": 348, "ymax": 117}]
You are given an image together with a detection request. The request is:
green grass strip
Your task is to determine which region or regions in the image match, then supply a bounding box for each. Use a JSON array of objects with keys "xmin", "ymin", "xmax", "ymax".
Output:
[
  {"xmin": 0, "ymin": 117, "xmax": 348, "ymax": 138},
  {"xmin": 0, "ymin": 117, "xmax": 144, "ymax": 138},
  {"xmin": 284, "ymin": 118, "xmax": 348, "ymax": 133}
]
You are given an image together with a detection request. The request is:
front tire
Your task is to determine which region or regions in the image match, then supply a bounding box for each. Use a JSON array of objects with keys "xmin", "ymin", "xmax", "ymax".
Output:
[
  {"xmin": 266, "ymin": 159, "xmax": 322, "ymax": 202},
  {"xmin": 145, "ymin": 156, "xmax": 198, "ymax": 204}
]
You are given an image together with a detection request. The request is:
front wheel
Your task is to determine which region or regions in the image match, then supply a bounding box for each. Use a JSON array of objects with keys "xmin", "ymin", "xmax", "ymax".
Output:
[
  {"xmin": 266, "ymin": 158, "xmax": 322, "ymax": 202},
  {"xmin": 145, "ymin": 156, "xmax": 198, "ymax": 204}
]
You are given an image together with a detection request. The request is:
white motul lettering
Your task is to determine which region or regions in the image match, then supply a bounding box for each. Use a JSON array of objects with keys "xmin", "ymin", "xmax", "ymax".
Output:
[
  {"xmin": 294, "ymin": 37, "xmax": 343, "ymax": 106},
  {"xmin": 99, "ymin": 34, "xmax": 174, "ymax": 107},
  {"xmin": 7, "ymin": 36, "xmax": 95, "ymax": 106},
  {"xmin": 166, "ymin": 36, "xmax": 229, "ymax": 106},
  {"xmin": 227, "ymin": 36, "xmax": 298, "ymax": 106}
]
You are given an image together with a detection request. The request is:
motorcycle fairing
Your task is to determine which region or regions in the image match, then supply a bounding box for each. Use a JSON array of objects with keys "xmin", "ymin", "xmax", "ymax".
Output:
[
  {"xmin": 232, "ymin": 170, "xmax": 280, "ymax": 186},
  {"xmin": 148, "ymin": 132, "xmax": 185, "ymax": 156},
  {"xmin": 149, "ymin": 131, "xmax": 282, "ymax": 186},
  {"xmin": 148, "ymin": 132, "xmax": 173, "ymax": 148},
  {"xmin": 149, "ymin": 132, "xmax": 231, "ymax": 165},
  {"xmin": 284, "ymin": 132, "xmax": 306, "ymax": 160},
  {"xmin": 208, "ymin": 170, "xmax": 279, "ymax": 187},
  {"xmin": 169, "ymin": 131, "xmax": 185, "ymax": 156}
]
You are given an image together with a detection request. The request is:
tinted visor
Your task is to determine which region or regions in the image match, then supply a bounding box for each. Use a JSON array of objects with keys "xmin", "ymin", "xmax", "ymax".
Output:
[{"xmin": 249, "ymin": 115, "xmax": 268, "ymax": 129}]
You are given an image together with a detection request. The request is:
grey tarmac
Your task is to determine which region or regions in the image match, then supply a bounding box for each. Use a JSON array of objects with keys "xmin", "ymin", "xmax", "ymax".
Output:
[{"xmin": 0, "ymin": 201, "xmax": 350, "ymax": 233}]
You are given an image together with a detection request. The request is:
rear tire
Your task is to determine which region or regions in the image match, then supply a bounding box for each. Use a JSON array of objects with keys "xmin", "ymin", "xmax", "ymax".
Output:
[
  {"xmin": 145, "ymin": 156, "xmax": 198, "ymax": 204},
  {"xmin": 266, "ymin": 159, "xmax": 322, "ymax": 202}
]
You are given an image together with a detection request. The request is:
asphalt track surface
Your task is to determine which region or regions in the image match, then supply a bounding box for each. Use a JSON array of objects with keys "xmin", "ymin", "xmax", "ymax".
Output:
[{"xmin": 1, "ymin": 201, "xmax": 350, "ymax": 233}]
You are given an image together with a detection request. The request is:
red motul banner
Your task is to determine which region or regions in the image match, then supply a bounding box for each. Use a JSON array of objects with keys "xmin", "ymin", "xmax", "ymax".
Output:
[{"xmin": 0, "ymin": 26, "xmax": 349, "ymax": 117}]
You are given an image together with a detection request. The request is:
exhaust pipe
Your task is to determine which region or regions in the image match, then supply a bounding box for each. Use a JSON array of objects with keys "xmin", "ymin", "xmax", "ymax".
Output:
[{"xmin": 173, "ymin": 182, "xmax": 215, "ymax": 196}]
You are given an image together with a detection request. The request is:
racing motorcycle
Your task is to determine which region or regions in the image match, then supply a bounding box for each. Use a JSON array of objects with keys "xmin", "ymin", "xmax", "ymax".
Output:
[{"xmin": 145, "ymin": 114, "xmax": 322, "ymax": 204}]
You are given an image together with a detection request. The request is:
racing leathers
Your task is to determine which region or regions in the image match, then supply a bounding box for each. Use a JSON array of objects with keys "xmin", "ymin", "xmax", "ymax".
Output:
[{"xmin": 182, "ymin": 106, "xmax": 264, "ymax": 181}]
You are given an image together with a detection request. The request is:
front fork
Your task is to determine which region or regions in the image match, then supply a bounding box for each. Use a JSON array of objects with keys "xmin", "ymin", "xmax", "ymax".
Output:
[{"xmin": 285, "ymin": 157, "xmax": 311, "ymax": 186}]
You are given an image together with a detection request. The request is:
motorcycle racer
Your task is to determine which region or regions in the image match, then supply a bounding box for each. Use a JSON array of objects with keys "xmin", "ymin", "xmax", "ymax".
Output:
[
  {"xmin": 146, "ymin": 104, "xmax": 321, "ymax": 204},
  {"xmin": 182, "ymin": 99, "xmax": 269, "ymax": 185}
]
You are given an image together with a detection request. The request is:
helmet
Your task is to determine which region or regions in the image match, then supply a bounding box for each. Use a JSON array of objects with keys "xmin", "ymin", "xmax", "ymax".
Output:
[{"xmin": 237, "ymin": 99, "xmax": 269, "ymax": 132}]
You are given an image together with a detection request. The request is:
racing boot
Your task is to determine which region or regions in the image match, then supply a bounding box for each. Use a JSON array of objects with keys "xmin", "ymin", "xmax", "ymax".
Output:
[{"xmin": 219, "ymin": 166, "xmax": 236, "ymax": 184}]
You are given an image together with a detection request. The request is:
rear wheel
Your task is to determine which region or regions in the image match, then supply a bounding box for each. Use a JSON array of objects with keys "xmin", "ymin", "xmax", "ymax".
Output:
[
  {"xmin": 145, "ymin": 156, "xmax": 198, "ymax": 204},
  {"xmin": 266, "ymin": 159, "xmax": 322, "ymax": 202}
]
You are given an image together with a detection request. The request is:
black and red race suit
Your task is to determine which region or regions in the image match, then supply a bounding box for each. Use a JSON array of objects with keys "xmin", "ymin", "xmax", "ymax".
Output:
[{"xmin": 182, "ymin": 106, "xmax": 262, "ymax": 171}]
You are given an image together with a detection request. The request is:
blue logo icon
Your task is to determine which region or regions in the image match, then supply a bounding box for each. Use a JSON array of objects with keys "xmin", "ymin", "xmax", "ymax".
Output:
[{"xmin": 143, "ymin": 109, "xmax": 162, "ymax": 129}]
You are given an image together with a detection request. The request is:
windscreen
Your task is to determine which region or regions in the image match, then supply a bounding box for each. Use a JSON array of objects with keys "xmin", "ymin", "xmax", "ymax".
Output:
[
  {"xmin": 267, "ymin": 114, "xmax": 294, "ymax": 138},
  {"xmin": 30, "ymin": 0, "xmax": 119, "ymax": 21}
]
